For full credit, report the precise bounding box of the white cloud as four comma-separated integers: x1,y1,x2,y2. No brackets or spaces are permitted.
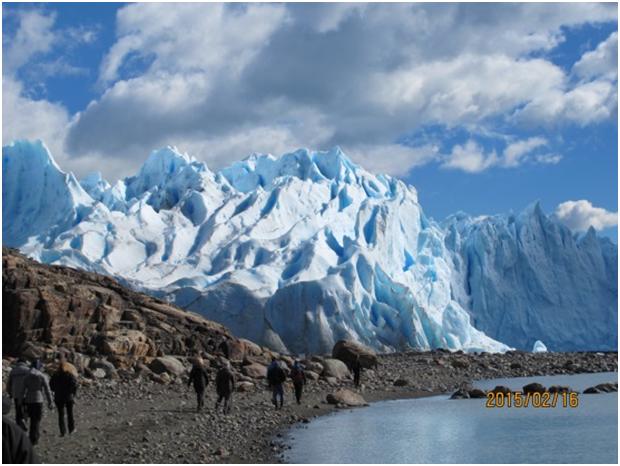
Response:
3,3,617,180
554,200,618,231
441,136,553,173
3,10,56,75
573,32,618,81
345,144,440,177
442,140,498,173
503,137,548,167
98,3,288,85
2,77,69,160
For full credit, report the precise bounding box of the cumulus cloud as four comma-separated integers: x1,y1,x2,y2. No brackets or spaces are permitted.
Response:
3,10,57,75
554,200,618,231
442,140,498,173
3,3,618,179
573,31,618,81
441,136,556,173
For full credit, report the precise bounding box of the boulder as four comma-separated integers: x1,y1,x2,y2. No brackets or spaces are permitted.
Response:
490,385,511,394
322,358,350,379
332,340,378,369
594,383,617,393
468,389,486,399
523,383,546,394
393,378,409,387
150,372,171,384
548,385,570,393
236,381,255,392
241,363,267,379
149,356,186,376
305,370,319,381
450,389,470,400
91,368,107,379
90,359,117,379
326,389,368,407
304,361,324,374
100,330,154,358
239,339,263,357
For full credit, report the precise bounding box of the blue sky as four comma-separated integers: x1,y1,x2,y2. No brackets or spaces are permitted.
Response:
2,3,618,238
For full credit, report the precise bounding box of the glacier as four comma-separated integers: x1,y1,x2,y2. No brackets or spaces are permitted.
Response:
2,139,617,354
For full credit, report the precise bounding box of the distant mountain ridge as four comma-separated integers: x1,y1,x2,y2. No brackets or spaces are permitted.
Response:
2,139,617,353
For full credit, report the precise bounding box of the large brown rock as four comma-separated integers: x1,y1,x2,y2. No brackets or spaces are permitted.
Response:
148,356,186,376
100,330,155,358
239,339,263,357
241,363,267,379
332,340,378,369
322,358,351,379
326,389,368,407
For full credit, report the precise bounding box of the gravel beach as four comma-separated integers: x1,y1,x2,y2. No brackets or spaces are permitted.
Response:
5,350,616,464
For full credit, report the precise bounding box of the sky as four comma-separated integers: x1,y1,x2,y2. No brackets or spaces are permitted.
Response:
2,2,618,238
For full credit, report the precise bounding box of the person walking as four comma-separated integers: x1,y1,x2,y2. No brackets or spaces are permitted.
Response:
218,338,230,359
214,362,235,414
3,416,37,463
49,360,78,436
352,355,362,388
187,358,209,412
267,358,286,409
22,360,53,446
290,361,307,405
6,358,30,430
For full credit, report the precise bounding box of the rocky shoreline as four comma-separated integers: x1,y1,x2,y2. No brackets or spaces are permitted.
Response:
3,350,616,464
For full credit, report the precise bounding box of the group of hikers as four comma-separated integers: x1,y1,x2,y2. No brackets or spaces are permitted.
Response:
3,356,78,463
186,356,310,414
3,347,365,462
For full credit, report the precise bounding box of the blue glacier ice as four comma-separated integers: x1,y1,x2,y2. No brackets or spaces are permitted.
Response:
2,140,617,353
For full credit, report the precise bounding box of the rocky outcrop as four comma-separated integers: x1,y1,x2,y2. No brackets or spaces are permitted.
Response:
332,340,378,369
2,247,234,360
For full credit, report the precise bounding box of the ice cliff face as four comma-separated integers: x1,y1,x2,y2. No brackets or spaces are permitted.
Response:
2,140,617,353
445,208,617,351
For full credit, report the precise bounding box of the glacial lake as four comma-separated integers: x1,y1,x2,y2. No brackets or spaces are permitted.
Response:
284,372,618,464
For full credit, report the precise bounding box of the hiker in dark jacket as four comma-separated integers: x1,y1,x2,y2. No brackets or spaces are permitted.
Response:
290,361,307,405
352,355,362,387
215,362,235,414
3,416,37,464
352,356,362,387
22,360,53,446
187,358,209,412
49,361,78,436
218,338,230,359
6,358,30,430
267,358,286,409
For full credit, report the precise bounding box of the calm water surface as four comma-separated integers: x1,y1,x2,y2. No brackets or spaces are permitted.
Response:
284,372,618,463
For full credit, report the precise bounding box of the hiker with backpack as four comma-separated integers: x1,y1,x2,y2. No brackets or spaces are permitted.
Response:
215,361,235,414
290,360,307,405
187,358,209,412
22,360,53,446
267,358,286,409
6,357,30,431
49,359,78,436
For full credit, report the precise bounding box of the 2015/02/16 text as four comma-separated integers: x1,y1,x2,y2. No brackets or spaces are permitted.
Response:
486,391,579,408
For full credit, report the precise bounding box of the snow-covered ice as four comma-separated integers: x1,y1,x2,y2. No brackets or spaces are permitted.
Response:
532,340,548,353
3,140,617,353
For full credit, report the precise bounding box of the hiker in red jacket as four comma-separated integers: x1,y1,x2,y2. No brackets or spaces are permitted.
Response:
290,361,307,405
